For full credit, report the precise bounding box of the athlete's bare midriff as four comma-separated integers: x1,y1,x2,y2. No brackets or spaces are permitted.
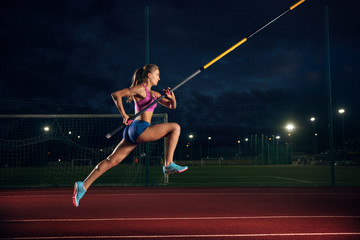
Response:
135,111,153,124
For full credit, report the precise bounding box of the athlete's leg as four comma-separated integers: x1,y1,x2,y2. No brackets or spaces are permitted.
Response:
136,122,180,167
83,139,137,190
73,139,136,207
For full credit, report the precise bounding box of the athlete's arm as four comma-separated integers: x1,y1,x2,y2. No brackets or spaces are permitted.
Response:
111,85,145,124
155,88,177,110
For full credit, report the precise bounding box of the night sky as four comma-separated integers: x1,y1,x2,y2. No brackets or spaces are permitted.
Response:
1,0,359,151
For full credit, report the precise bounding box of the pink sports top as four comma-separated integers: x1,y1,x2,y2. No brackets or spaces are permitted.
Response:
135,84,157,112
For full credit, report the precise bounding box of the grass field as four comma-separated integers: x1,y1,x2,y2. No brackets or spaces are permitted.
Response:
1,164,359,188
167,165,360,187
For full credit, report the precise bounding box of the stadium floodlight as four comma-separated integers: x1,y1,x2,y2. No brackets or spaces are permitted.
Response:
43,126,50,132
285,123,295,132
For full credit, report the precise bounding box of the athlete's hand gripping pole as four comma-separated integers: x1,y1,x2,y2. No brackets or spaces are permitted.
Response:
106,0,306,139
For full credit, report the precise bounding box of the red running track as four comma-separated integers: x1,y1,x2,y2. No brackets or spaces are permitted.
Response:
0,187,360,240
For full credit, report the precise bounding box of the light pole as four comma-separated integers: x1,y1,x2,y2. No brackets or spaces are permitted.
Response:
276,135,280,164
285,123,295,164
42,125,50,165
338,108,345,161
207,137,211,158
245,138,249,157
310,116,317,155
188,134,194,160
237,139,241,160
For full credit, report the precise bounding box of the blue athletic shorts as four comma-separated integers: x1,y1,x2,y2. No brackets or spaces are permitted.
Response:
123,120,150,144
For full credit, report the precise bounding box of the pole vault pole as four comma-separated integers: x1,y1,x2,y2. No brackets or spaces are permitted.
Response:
106,0,306,139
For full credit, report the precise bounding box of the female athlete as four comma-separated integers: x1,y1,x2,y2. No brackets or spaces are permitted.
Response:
73,64,188,207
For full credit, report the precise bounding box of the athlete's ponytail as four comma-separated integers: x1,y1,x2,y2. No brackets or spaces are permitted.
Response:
131,68,144,87
127,68,143,103
127,64,159,103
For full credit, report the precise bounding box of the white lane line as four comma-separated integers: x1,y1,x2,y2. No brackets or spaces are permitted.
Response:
1,215,359,223
2,232,360,239
273,176,313,183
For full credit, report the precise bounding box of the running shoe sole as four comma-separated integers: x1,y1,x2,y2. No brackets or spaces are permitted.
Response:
72,182,79,207
164,166,188,175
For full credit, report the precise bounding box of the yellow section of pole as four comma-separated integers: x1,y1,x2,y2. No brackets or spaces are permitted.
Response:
203,38,247,69
290,0,306,10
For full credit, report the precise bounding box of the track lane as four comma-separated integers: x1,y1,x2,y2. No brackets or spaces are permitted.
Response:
0,187,359,240
1,216,360,239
